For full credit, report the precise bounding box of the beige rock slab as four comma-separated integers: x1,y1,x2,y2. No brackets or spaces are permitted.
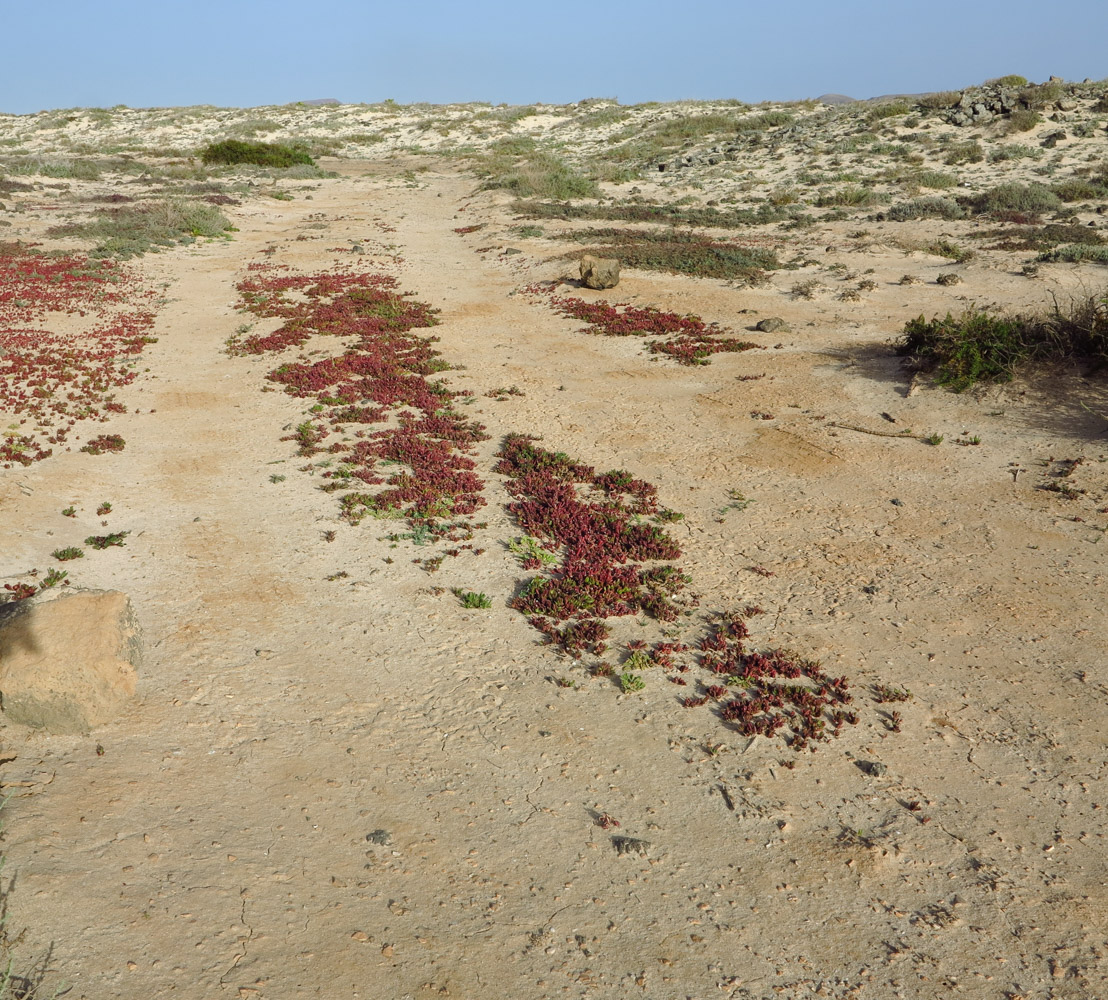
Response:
0,590,141,734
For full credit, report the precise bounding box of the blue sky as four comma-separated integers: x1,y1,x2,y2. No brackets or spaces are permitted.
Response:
5,0,1106,113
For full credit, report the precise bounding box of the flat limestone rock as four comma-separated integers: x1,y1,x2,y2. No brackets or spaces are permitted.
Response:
0,590,141,734
580,254,620,289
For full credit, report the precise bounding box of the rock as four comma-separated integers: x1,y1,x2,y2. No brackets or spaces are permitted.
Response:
755,317,789,333
0,590,141,733
580,255,620,289
1057,99,1077,111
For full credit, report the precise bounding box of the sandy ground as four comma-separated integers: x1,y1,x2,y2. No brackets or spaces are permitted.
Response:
2,160,1108,1000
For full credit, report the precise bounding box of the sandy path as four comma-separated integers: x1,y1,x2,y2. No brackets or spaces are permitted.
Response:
2,164,1107,999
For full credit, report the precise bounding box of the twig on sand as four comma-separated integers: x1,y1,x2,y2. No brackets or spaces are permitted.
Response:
828,421,915,439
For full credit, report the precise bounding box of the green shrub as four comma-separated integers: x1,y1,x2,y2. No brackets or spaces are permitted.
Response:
199,139,315,168
816,186,887,208
943,141,984,165
923,239,975,262
966,182,1062,216
896,294,1108,390
479,150,599,199
1018,81,1064,109
918,91,961,110
49,198,233,258
1038,244,1108,263
1051,178,1108,202
511,199,799,229
736,110,795,130
988,144,1042,162
910,170,958,189
1,157,102,180
887,196,965,221
868,100,913,121
1006,109,1042,133
567,226,780,280
991,74,1029,88
976,223,1105,252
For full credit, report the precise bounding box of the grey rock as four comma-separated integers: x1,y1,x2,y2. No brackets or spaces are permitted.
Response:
755,317,789,333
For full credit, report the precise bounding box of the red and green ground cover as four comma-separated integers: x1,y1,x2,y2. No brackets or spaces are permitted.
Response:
0,241,157,468
496,434,859,751
233,262,488,548
526,283,762,365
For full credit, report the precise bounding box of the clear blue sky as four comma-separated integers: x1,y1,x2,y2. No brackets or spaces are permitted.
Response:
5,0,1106,113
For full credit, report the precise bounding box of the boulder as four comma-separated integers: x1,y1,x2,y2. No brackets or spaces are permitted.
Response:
0,590,141,733
580,255,620,290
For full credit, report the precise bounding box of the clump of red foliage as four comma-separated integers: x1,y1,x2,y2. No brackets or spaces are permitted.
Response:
495,434,693,651
525,283,762,366
691,613,857,751
80,434,125,455
234,262,487,532
497,432,863,751
0,241,158,468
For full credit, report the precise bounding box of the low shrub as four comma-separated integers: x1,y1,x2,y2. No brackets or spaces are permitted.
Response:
478,150,599,199
512,199,800,229
918,91,961,110
988,144,1042,162
49,198,233,258
896,293,1108,390
1051,178,1108,202
199,140,315,168
565,227,780,281
1038,244,1108,264
1005,109,1042,133
976,223,1105,252
815,186,887,208
868,100,913,121
943,140,984,165
887,196,965,221
910,170,958,190
964,182,1062,216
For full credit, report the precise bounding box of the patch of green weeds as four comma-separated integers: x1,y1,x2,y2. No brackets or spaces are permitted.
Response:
619,671,646,693
52,547,84,561
508,536,557,566
454,589,493,609
85,531,129,549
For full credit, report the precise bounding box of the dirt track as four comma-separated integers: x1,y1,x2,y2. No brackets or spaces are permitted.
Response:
2,162,1107,999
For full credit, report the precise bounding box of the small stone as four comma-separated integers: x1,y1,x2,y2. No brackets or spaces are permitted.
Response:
866,761,888,777
351,931,370,942
755,317,788,333
366,829,392,845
